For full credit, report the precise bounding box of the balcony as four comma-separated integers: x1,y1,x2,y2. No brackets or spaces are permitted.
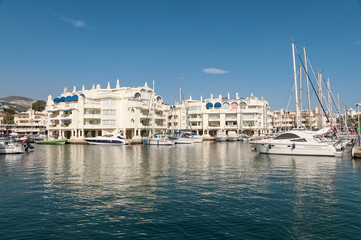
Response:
84,114,101,119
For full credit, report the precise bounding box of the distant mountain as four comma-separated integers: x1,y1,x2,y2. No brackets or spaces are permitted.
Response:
0,96,37,110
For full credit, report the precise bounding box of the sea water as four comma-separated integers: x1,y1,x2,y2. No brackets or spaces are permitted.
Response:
1,142,361,239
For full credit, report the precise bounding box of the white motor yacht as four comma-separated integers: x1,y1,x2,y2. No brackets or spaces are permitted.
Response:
0,141,25,154
252,128,340,157
85,132,129,145
227,131,239,141
215,130,227,142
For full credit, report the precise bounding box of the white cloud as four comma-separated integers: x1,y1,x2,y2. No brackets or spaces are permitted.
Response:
202,68,229,74
58,16,86,28
48,9,86,28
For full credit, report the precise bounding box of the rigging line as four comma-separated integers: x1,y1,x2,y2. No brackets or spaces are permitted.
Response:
294,46,330,123
321,77,348,132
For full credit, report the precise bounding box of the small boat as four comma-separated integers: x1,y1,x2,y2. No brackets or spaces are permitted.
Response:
85,132,128,145
35,138,68,145
0,141,25,154
174,132,194,144
239,133,251,141
182,131,203,143
215,130,227,142
227,131,239,141
142,133,174,145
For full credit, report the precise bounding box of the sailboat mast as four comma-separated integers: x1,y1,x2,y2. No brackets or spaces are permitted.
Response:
327,77,332,125
299,65,302,126
292,42,300,128
303,46,312,129
317,72,323,129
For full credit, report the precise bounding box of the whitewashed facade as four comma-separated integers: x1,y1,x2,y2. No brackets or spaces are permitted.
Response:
46,80,170,139
168,93,272,136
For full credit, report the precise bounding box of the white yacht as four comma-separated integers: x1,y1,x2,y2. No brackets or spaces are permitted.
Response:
239,133,251,141
85,132,129,145
0,141,25,154
227,131,239,141
215,130,227,142
173,132,195,144
142,133,174,145
252,128,340,157
188,132,204,143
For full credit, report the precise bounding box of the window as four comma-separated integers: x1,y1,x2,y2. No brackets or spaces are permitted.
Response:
102,120,116,125
291,138,307,142
274,133,301,140
102,109,116,115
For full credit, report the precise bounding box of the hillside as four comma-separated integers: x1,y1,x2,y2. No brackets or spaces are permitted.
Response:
0,96,37,110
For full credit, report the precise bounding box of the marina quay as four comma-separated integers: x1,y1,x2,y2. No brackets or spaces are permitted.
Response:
45,80,272,140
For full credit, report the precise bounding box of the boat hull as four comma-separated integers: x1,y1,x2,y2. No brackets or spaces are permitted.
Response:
254,142,336,156
174,138,193,144
215,137,227,142
35,139,68,145
142,139,174,145
0,144,25,154
227,136,239,141
85,140,128,145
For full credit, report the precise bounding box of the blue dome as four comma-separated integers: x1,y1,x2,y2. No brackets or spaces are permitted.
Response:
53,97,60,102
65,96,72,101
206,102,213,108
214,102,222,108
71,95,79,101
60,97,66,101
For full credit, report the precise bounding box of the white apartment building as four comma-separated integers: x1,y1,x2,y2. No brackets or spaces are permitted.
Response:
46,80,170,139
271,107,335,131
12,109,47,135
168,93,272,136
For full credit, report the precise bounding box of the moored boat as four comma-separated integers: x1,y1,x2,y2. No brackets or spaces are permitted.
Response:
215,130,227,142
36,138,68,145
142,133,174,145
227,131,239,141
0,141,25,154
85,132,128,145
252,128,340,157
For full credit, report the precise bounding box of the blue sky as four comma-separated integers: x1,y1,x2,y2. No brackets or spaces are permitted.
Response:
0,0,361,111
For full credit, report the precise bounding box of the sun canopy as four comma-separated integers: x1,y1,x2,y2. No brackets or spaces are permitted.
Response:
214,102,222,108
206,102,213,108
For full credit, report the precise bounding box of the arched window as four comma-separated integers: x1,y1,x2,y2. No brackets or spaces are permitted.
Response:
231,102,238,109
134,92,141,99
214,102,221,108
206,102,213,109
223,102,230,109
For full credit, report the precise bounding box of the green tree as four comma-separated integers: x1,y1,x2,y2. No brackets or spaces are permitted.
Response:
32,100,46,112
4,106,16,124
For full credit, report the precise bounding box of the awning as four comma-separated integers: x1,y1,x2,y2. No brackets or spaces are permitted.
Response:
50,110,59,112
60,97,66,101
61,119,70,121
65,96,72,101
62,109,71,111
71,95,79,101
206,102,213,108
53,97,60,102
214,102,222,108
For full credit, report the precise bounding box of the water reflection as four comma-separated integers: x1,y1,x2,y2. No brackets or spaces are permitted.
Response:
1,142,360,239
